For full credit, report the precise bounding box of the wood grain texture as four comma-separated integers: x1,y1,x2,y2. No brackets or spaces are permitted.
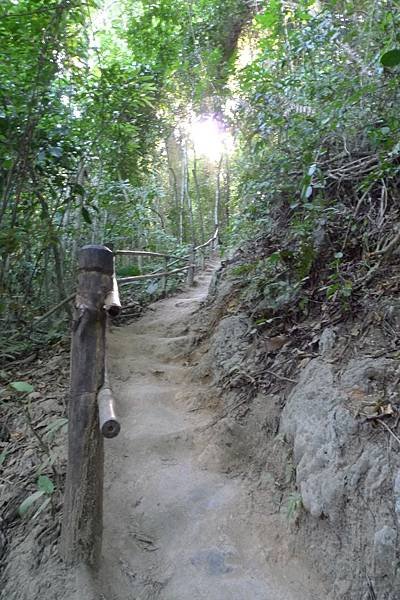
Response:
61,245,113,567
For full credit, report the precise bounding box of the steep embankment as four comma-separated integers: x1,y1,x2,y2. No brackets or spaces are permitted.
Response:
94,259,327,599
187,250,400,600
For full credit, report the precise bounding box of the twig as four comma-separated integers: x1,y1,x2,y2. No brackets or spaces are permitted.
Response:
366,574,377,600
200,397,250,431
262,369,297,384
5,353,37,368
33,293,75,325
227,370,256,387
353,260,383,289
21,402,59,482
378,420,400,447
372,230,400,257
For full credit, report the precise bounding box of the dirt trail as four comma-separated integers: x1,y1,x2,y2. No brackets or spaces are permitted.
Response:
96,262,324,600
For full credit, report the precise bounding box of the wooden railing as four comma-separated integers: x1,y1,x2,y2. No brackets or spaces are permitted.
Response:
60,229,218,566
115,228,219,290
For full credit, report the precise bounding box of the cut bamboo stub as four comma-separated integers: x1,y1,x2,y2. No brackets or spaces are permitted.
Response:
104,275,121,317
98,381,121,439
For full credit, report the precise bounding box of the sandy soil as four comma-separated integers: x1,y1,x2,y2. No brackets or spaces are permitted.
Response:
90,262,326,600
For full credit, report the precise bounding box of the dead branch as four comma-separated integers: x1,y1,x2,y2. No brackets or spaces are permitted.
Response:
33,293,75,325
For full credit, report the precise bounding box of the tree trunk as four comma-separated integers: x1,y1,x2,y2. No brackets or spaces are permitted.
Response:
179,148,186,245
166,135,181,240
192,153,205,244
224,154,230,228
184,144,196,246
214,156,223,232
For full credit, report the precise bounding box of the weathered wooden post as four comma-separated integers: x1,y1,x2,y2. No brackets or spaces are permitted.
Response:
199,248,205,271
61,245,114,567
186,245,195,286
161,257,168,296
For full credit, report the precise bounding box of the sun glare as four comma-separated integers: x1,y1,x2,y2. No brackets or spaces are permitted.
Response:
189,116,233,162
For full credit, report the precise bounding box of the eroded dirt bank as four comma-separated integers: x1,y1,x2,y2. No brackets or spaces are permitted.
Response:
95,260,327,599
187,255,400,600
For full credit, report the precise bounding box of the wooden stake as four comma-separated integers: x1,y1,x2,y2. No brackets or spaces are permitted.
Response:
199,249,205,271
161,257,168,296
61,245,113,567
186,246,195,286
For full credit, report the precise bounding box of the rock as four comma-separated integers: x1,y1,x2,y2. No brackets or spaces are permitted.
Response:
0,422,10,442
340,358,394,391
318,327,336,356
280,355,400,595
193,314,250,382
393,471,400,527
0,519,6,560
373,526,397,577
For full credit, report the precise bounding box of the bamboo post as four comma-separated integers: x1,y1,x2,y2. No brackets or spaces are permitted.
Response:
161,257,168,296
104,274,121,317
61,245,114,567
186,246,195,286
98,366,120,438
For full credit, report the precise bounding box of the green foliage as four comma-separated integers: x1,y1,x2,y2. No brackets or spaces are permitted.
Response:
10,382,34,394
230,262,258,277
43,417,68,441
18,475,55,519
116,265,142,278
2,0,397,340
227,0,400,311
0,0,235,333
286,492,303,521
0,448,8,467
381,49,400,67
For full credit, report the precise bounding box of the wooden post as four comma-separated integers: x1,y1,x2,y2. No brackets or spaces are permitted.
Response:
61,245,114,567
186,246,195,286
200,248,205,271
161,257,168,296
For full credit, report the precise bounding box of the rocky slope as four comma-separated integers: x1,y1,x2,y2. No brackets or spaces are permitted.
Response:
188,247,400,600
